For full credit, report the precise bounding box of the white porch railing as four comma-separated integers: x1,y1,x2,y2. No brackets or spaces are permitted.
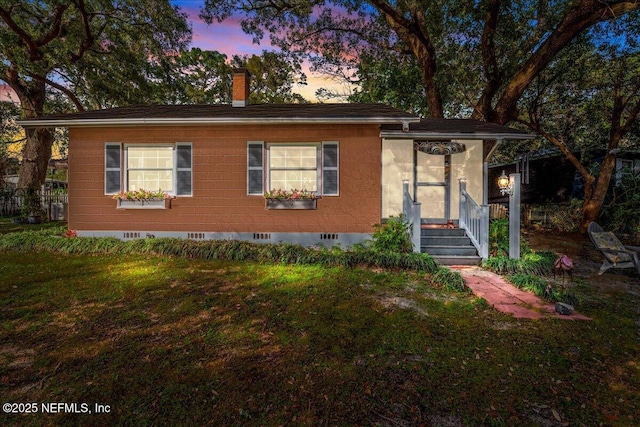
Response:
402,180,422,253
458,178,489,259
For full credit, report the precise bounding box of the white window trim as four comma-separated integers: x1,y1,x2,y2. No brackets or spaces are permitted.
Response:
123,143,188,196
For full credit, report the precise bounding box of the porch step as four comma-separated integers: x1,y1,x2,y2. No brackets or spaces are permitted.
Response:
420,227,481,266
422,236,471,246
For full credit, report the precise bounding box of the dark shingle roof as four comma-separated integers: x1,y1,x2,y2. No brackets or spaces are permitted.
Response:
18,103,418,127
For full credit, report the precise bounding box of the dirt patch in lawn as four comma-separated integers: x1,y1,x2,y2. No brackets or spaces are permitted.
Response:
524,228,640,295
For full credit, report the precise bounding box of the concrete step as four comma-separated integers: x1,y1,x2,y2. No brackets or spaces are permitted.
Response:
421,245,479,256
420,227,480,265
431,255,482,266
422,236,472,246
421,227,466,237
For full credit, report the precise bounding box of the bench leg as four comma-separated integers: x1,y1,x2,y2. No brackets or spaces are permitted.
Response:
599,261,613,275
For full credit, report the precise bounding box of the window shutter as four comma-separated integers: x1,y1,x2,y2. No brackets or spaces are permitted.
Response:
105,143,121,194
322,142,339,196
247,142,264,195
176,144,192,196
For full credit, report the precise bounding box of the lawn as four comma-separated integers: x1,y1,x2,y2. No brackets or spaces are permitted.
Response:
0,225,639,426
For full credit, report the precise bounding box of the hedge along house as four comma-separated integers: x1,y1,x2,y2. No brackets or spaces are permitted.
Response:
19,69,533,264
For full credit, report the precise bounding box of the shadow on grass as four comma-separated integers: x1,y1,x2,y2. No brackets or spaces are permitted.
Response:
1,251,639,426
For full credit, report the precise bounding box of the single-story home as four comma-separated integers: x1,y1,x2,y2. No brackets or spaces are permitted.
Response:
18,69,533,263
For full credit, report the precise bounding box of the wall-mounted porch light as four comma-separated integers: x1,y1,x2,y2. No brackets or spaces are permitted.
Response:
497,170,513,196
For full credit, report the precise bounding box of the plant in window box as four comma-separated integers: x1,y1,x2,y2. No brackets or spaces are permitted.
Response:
113,189,169,209
264,189,319,210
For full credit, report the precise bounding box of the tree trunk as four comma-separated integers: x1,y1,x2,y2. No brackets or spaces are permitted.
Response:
9,76,54,190
373,2,444,117
17,126,54,189
580,159,613,234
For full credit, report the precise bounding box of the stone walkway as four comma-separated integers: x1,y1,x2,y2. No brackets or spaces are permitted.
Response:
450,266,591,320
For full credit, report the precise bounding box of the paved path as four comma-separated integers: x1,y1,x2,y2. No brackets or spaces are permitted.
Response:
450,266,591,320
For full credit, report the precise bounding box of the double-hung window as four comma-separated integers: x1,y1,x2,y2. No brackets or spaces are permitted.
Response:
127,146,174,192
269,145,319,192
247,141,339,196
104,143,192,196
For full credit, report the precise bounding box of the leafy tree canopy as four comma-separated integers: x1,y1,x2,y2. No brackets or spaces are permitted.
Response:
201,0,640,123
230,51,308,104
0,0,191,187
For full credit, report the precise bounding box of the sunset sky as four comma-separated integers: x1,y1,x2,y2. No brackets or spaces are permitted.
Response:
0,2,344,104
170,0,343,101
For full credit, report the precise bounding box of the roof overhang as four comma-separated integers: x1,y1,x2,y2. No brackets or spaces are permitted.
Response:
18,117,420,128
380,130,535,141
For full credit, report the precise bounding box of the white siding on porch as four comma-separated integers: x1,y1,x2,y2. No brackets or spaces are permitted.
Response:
381,138,484,220
381,139,414,218
450,139,483,218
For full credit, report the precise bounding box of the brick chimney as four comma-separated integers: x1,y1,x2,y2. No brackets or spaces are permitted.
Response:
232,68,250,107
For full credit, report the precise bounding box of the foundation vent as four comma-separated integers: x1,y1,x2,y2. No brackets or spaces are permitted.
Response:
187,232,206,240
253,233,271,240
320,233,339,240
123,232,141,239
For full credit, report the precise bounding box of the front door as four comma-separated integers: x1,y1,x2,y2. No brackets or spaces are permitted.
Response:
415,150,451,222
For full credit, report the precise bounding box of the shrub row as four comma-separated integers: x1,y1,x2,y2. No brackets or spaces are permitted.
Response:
481,250,556,275
0,227,442,273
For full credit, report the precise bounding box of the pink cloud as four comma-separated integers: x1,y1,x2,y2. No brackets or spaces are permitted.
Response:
177,4,269,57
171,2,352,101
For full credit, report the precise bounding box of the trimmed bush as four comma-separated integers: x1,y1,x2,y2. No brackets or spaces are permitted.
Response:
371,215,413,253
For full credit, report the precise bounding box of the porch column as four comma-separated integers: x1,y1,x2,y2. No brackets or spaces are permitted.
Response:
412,146,418,202
509,173,521,260
483,161,489,205
403,180,422,253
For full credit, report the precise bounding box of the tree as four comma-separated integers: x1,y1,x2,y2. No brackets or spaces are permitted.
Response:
0,0,191,189
0,100,22,180
231,51,307,104
349,51,428,116
201,0,640,232
201,0,640,122
171,48,233,105
167,48,308,105
518,17,640,232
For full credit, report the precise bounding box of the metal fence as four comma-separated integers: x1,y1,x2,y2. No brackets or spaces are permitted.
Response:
0,188,68,221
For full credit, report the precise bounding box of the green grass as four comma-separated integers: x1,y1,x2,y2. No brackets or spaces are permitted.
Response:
1,251,639,426
0,217,64,235
0,223,639,426
0,220,441,273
